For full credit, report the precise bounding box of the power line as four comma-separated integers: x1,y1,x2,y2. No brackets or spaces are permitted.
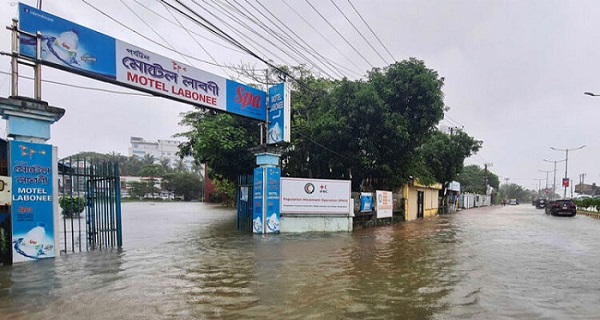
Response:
122,0,195,67
160,0,322,94
157,0,235,79
230,0,346,79
328,0,389,65
346,0,395,62
249,0,351,78
191,0,304,71
443,112,466,129
214,0,340,79
302,0,374,70
281,0,365,76
132,0,246,55
0,70,153,97
80,0,252,72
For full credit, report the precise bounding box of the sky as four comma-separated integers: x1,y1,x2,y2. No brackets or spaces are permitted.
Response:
0,0,599,193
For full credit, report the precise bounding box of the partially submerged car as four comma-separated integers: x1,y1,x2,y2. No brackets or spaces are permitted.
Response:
534,198,547,209
545,199,577,217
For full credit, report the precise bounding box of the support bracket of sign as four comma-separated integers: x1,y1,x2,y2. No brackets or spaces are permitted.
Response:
2,18,44,100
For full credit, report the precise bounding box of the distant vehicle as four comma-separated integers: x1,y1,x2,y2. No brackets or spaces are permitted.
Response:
545,199,577,217
509,199,518,205
535,199,547,209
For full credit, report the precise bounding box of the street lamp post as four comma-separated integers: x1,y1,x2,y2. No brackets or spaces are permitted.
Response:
543,159,566,200
538,169,552,197
584,92,600,96
550,145,586,198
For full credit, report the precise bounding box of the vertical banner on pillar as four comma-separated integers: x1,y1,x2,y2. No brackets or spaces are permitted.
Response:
253,167,263,234
10,141,54,262
267,83,291,144
265,167,281,233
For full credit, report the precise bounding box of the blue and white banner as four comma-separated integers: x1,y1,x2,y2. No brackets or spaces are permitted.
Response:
10,141,54,263
265,167,281,233
253,167,263,234
360,192,373,212
267,83,291,144
18,3,267,121
19,3,116,79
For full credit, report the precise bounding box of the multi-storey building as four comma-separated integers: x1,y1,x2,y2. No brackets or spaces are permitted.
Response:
128,137,196,172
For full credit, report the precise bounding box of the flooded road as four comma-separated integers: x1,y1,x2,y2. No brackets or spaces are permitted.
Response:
1,202,599,319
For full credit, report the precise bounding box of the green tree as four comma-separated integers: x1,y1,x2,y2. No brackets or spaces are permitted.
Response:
456,165,499,194
498,183,529,202
283,59,446,191
417,130,482,185
178,59,471,194
177,111,260,182
162,171,203,201
128,181,147,199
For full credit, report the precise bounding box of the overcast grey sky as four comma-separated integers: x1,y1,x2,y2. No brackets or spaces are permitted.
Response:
1,0,599,192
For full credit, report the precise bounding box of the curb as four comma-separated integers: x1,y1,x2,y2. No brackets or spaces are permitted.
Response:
577,211,600,220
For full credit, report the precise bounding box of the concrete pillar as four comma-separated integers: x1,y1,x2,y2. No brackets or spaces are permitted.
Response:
0,96,65,263
253,152,281,234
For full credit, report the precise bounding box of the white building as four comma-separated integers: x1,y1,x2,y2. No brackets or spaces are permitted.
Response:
129,137,196,172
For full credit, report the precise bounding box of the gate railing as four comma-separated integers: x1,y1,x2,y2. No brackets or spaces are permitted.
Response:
237,174,253,232
58,157,122,253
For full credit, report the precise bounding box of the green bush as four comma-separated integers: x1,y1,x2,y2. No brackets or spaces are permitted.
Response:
574,198,600,212
59,196,86,218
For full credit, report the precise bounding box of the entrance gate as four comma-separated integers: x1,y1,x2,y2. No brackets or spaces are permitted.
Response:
58,158,122,253
237,174,253,232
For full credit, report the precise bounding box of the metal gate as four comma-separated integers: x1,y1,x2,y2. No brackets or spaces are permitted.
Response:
58,157,122,253
237,174,253,232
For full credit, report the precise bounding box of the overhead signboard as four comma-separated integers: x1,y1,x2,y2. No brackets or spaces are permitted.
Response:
267,83,291,144
280,177,350,215
18,3,266,121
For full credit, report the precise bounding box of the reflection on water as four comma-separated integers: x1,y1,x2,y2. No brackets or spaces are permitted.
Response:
1,203,600,319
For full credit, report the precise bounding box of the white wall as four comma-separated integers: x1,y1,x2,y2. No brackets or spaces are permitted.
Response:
280,215,352,232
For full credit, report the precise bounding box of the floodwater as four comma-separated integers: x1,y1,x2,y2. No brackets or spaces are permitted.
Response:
1,202,600,319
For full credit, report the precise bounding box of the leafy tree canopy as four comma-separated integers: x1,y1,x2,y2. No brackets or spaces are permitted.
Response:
456,164,499,194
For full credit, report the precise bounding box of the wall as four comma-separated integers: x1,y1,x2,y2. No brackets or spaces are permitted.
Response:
460,193,492,209
281,215,352,232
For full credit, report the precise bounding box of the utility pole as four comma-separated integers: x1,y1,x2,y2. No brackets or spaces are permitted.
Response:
543,158,566,200
551,145,586,199
539,169,552,197
483,163,493,194
579,173,587,195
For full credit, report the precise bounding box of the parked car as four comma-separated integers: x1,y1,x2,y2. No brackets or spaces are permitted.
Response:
535,199,547,209
545,199,577,217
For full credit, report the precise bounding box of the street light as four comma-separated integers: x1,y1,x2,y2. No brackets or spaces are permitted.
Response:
550,145,586,198
538,169,552,196
543,158,566,200
584,92,600,96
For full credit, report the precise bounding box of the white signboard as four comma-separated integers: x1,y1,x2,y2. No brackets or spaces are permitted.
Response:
448,181,461,192
376,190,393,218
280,178,351,214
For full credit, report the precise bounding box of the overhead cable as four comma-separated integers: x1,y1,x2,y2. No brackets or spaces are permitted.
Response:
302,0,375,70
225,0,343,79
328,0,389,65
281,0,365,76
346,0,396,62
80,0,252,72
